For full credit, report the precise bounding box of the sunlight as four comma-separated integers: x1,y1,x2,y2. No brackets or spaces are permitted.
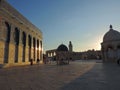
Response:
73,35,103,52
92,35,103,50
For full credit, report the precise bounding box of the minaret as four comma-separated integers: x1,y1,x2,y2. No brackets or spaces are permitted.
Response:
69,41,73,52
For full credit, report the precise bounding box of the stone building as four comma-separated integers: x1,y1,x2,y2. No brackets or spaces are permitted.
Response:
101,25,120,62
56,44,70,64
46,41,101,61
0,0,43,67
81,50,101,60
46,41,73,60
46,49,56,58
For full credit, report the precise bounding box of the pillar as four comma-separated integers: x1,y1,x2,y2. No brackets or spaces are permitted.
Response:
0,18,5,64
8,25,16,64
17,30,23,64
25,33,29,62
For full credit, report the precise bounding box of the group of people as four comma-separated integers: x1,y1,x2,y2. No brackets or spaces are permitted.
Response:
30,59,40,65
29,56,73,65
29,56,54,66
43,56,53,64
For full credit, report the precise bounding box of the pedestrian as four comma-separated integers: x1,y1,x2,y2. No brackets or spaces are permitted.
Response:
37,59,40,64
30,59,33,65
43,55,46,64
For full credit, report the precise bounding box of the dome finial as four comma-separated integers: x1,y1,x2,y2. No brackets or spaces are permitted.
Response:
110,24,113,29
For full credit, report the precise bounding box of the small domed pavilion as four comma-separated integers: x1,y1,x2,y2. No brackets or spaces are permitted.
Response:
101,25,120,62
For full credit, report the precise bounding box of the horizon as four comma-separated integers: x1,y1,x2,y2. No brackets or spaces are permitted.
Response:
7,0,120,52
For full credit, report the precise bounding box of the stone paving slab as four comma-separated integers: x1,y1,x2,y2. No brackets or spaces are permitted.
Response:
0,60,120,90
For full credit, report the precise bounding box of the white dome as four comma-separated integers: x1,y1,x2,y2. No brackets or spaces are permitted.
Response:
103,25,120,42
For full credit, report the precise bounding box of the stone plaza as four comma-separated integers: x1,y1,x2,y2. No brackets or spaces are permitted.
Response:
0,60,120,90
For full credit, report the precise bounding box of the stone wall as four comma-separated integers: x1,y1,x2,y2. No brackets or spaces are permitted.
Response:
0,0,43,67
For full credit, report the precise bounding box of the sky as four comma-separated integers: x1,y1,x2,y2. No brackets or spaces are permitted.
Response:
7,0,120,52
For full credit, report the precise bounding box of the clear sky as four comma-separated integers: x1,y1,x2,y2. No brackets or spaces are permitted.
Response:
7,0,120,52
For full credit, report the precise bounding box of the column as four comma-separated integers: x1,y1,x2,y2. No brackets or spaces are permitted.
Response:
35,38,37,62
25,33,29,62
31,36,33,60
0,19,6,64
18,30,23,63
8,25,16,64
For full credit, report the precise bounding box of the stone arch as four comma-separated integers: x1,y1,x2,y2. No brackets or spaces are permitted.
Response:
14,28,20,45
116,45,120,59
5,22,11,43
14,27,20,63
33,37,36,61
107,45,114,59
22,31,26,46
28,35,32,61
40,40,42,49
51,52,52,56
22,31,26,62
4,22,11,63
48,53,50,57
54,52,56,56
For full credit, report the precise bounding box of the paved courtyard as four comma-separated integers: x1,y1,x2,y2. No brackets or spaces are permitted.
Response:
0,60,120,90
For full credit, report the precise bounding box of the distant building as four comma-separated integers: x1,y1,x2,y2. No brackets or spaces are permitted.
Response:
69,41,73,52
56,44,70,64
0,0,43,67
46,41,101,61
81,50,102,60
101,25,120,62
46,41,73,61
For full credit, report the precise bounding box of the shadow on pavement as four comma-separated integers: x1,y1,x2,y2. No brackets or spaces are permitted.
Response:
60,63,120,90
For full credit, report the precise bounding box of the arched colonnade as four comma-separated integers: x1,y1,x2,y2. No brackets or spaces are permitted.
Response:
1,21,43,66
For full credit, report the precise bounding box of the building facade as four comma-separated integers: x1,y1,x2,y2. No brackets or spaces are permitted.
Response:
81,50,102,60
56,44,70,64
0,0,43,67
46,41,101,61
101,25,120,62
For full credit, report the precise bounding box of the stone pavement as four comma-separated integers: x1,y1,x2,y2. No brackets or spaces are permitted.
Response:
0,60,120,90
